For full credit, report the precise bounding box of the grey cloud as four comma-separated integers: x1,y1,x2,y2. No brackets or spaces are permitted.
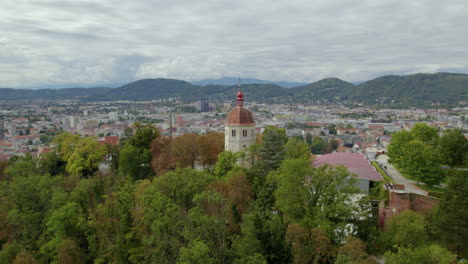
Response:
0,0,467,87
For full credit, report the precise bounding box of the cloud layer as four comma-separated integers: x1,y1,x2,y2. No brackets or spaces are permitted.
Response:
1,0,467,87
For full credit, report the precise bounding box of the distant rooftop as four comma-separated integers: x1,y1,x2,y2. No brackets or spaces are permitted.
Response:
312,152,383,181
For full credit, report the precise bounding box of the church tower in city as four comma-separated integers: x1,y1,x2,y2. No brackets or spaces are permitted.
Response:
225,85,256,163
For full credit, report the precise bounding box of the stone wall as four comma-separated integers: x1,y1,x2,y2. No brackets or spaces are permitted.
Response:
378,190,439,228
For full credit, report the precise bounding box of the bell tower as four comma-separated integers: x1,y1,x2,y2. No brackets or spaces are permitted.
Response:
225,85,256,164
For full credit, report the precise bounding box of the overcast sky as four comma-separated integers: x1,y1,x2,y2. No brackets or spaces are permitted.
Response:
1,0,467,88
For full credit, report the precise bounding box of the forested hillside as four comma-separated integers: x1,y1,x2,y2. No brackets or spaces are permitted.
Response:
0,124,465,263
1,73,467,106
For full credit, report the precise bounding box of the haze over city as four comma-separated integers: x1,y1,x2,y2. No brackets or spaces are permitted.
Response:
1,0,467,88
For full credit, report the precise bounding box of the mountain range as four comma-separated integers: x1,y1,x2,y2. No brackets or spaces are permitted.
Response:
191,77,307,88
0,72,467,106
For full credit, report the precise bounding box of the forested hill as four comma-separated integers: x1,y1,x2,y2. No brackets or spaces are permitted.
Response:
0,72,467,105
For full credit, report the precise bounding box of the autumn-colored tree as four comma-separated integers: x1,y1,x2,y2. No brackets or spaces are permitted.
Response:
12,251,38,264
287,223,334,264
56,238,85,264
150,137,177,175
0,160,9,180
198,132,224,167
336,236,377,264
170,133,200,168
210,170,253,232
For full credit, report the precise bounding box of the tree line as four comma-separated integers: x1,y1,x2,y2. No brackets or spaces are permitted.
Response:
388,123,467,187
0,124,465,263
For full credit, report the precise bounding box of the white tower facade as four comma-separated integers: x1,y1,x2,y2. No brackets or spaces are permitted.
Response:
225,88,256,159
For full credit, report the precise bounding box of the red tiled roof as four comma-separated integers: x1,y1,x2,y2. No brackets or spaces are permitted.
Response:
307,122,327,127
40,147,51,154
225,106,255,126
312,152,383,181
337,128,360,131
97,136,119,145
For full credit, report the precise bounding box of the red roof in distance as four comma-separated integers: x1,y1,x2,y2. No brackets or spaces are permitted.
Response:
97,136,119,145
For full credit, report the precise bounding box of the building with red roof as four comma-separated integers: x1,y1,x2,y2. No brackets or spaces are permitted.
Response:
312,152,383,193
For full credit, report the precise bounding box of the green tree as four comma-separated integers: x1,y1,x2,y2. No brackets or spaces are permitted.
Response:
153,168,214,210
275,160,363,240
0,242,22,264
245,143,262,167
39,152,66,176
285,137,310,160
119,123,159,179
438,129,467,167
381,210,427,249
39,134,52,145
128,180,183,264
232,211,291,264
410,123,439,145
1,159,60,255
430,170,468,258
213,150,239,178
330,139,339,151
54,132,80,162
387,130,413,166
384,244,455,264
177,239,215,264
126,122,160,150
119,144,151,179
87,180,135,263
186,191,231,263
404,140,442,186
66,137,106,177
328,124,337,135
310,137,330,154
305,133,313,145
257,126,287,173
40,202,86,262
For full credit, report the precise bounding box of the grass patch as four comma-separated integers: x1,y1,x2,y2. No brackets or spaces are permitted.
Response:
416,183,446,193
372,161,396,184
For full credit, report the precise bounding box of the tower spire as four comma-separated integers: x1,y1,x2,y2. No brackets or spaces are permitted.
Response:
236,77,244,107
